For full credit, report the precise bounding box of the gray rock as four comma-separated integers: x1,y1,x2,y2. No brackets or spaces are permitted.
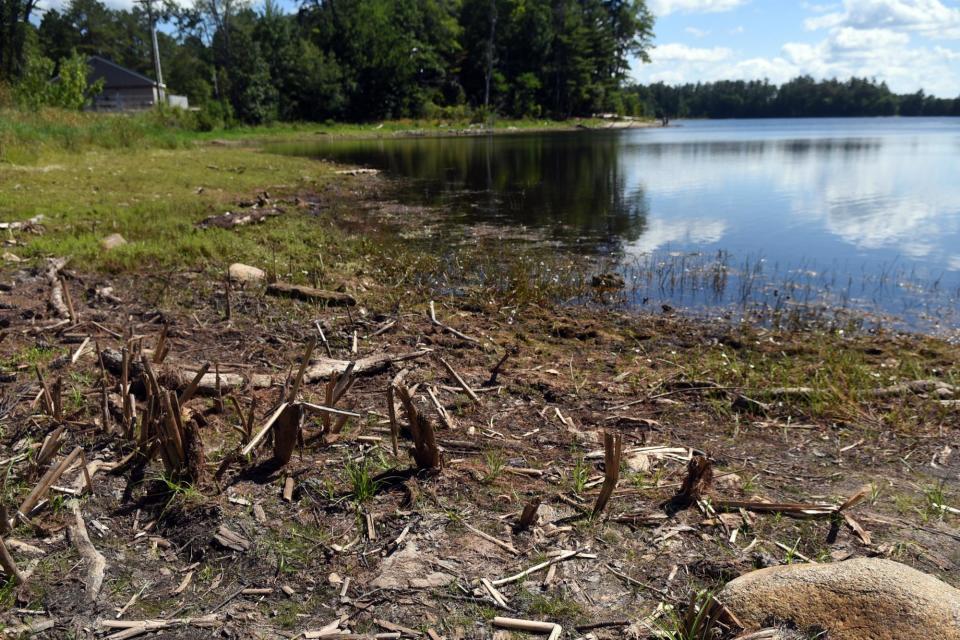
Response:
100,233,127,250
228,263,266,284
369,540,454,590
719,557,960,640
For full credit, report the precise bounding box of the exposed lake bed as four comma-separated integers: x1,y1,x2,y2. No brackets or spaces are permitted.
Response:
1,123,958,639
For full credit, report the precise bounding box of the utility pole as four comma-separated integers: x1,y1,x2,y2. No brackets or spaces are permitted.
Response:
137,0,165,104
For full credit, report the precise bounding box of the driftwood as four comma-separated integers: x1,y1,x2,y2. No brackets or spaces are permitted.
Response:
18,446,83,521
714,485,870,520
101,614,220,640
0,536,23,583
45,258,70,320
102,348,429,393
214,526,250,552
196,209,280,229
492,617,562,639
0,214,44,231
69,504,106,602
266,282,356,306
438,357,479,403
303,349,431,383
429,301,480,344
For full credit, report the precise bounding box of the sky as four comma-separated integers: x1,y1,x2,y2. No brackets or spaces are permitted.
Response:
632,0,960,97
35,0,960,97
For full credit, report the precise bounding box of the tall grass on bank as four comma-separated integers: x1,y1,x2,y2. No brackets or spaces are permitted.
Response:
0,107,212,162
0,101,601,164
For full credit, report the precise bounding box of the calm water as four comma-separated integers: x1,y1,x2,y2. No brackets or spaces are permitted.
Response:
274,118,960,335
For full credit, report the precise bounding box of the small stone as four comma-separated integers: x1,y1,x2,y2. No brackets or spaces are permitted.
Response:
228,263,266,284
715,473,742,490
100,233,127,250
625,453,650,472
2,252,21,262
719,558,960,640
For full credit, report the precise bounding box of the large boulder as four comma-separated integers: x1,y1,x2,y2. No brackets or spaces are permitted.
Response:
228,263,266,284
719,558,960,640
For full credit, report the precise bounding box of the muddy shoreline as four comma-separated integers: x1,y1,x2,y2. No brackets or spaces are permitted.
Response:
0,169,957,639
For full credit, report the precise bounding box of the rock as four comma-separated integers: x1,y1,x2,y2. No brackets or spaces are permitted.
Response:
228,263,265,284
100,233,127,250
369,540,454,590
715,472,742,490
719,558,960,640
625,453,650,472
591,273,624,289
2,252,21,262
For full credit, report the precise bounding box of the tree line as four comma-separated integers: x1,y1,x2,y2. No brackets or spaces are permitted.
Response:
630,76,960,120
0,0,654,124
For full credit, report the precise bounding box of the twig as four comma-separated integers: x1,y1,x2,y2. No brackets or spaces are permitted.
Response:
492,549,583,586
438,357,479,403
70,503,107,602
240,403,290,456
462,522,518,555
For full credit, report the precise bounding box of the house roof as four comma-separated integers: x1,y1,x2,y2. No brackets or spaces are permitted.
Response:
87,55,163,89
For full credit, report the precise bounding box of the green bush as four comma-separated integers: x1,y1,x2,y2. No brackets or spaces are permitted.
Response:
14,51,103,111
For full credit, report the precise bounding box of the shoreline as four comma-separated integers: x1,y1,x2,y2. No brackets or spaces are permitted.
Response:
0,126,957,638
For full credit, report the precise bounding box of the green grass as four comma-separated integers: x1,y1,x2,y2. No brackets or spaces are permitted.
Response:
344,458,380,505
0,141,350,274
570,455,589,496
672,331,959,422
481,449,506,484
0,106,611,164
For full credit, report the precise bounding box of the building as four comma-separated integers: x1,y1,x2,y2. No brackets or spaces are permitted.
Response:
85,55,188,112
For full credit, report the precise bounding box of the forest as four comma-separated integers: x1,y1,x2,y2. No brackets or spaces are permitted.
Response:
0,0,655,124
2,0,959,126
632,76,960,119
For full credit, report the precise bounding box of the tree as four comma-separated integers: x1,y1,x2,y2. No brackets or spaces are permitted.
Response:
0,0,41,80
302,0,462,120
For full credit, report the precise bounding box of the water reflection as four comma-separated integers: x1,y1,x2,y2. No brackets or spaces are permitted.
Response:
272,117,960,332
281,133,651,247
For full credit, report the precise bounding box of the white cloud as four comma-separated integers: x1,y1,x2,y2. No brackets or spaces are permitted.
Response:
635,22,960,96
805,0,960,39
685,26,711,37
649,0,748,16
651,43,733,62
626,218,728,254
831,26,910,48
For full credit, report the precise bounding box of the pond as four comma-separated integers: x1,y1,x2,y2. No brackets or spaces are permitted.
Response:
273,118,960,336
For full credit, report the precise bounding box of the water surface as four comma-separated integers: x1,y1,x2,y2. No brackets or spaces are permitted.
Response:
274,118,960,335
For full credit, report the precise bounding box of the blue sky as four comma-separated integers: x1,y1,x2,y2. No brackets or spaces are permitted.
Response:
633,0,960,96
